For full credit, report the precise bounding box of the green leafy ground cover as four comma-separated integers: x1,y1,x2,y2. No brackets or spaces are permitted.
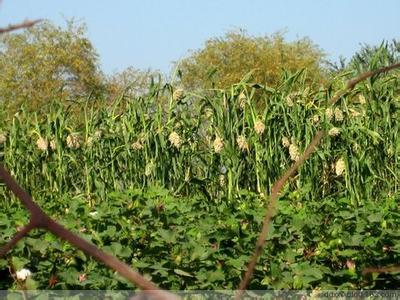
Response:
1,187,399,290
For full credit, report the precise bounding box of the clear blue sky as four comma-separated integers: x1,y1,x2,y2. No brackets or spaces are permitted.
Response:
1,0,399,75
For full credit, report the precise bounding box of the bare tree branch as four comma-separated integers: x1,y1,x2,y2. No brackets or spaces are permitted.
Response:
235,62,400,298
0,19,42,34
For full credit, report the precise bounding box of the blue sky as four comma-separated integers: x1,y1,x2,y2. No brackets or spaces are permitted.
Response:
1,0,399,75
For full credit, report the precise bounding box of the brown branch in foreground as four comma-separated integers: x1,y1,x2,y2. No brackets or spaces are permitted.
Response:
0,221,35,258
363,266,400,275
235,62,400,299
0,165,179,300
0,19,43,34
346,62,400,90
236,130,325,297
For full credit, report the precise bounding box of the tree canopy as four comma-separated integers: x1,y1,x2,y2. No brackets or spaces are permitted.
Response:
176,30,327,90
349,39,400,73
0,20,104,113
327,39,400,75
106,66,162,99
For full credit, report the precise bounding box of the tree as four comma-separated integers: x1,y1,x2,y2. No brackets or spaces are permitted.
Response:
348,39,400,73
176,30,327,90
0,20,104,113
327,40,400,75
106,66,163,99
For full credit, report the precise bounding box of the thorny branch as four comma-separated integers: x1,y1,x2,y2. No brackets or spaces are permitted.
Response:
235,62,400,299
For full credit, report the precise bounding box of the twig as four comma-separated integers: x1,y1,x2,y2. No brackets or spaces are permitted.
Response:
346,63,400,90
8,263,28,300
236,130,324,296
0,221,35,258
0,19,43,34
0,165,179,300
363,266,400,275
235,62,400,299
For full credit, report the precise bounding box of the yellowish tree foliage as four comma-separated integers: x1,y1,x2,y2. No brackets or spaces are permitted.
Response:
177,30,327,89
106,67,162,99
0,20,104,113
